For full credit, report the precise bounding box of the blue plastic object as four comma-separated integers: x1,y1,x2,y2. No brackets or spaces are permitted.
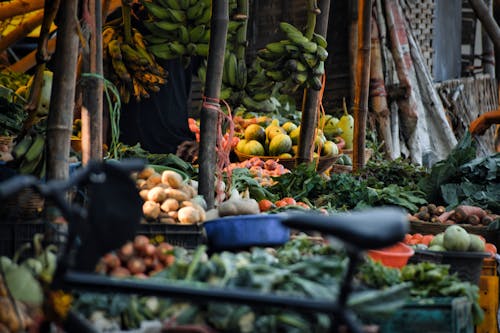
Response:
203,214,290,251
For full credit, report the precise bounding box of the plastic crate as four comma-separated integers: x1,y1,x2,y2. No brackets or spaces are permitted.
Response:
379,297,474,333
0,221,46,259
476,276,499,333
136,223,206,249
408,249,490,285
480,258,498,276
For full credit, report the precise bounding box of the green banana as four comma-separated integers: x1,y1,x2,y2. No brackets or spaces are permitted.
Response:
285,44,300,57
186,2,206,21
166,8,187,23
227,21,242,34
163,0,182,10
199,29,210,43
251,92,271,102
179,0,190,10
12,134,32,159
220,87,233,100
222,52,230,83
154,20,183,32
279,22,303,36
291,71,308,85
226,53,238,87
257,48,281,61
301,40,318,53
312,32,327,48
308,75,323,90
144,34,170,44
288,32,310,47
121,44,149,65
242,96,276,113
167,41,186,56
188,25,205,43
301,52,318,68
316,45,328,61
193,6,211,25
23,134,45,163
107,39,123,60
312,60,325,76
265,70,285,82
19,149,43,175
177,25,190,44
194,43,209,57
142,1,170,20
265,42,286,55
197,64,207,82
235,58,248,90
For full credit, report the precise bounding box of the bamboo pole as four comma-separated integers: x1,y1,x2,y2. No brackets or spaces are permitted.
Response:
468,0,500,51
46,0,81,181
82,0,104,163
297,0,325,165
348,0,359,105
481,0,495,77
198,0,229,209
369,7,392,158
0,10,44,54
352,0,372,171
0,0,45,21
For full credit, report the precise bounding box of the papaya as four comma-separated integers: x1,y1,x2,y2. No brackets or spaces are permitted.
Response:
338,99,354,149
244,124,266,144
322,141,339,156
282,121,298,134
267,126,286,141
242,140,265,156
289,126,301,145
236,139,248,152
268,134,292,156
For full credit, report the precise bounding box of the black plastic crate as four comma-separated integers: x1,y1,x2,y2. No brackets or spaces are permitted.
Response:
136,223,206,249
0,221,46,259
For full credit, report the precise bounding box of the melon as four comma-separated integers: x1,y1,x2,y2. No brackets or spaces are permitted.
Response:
236,139,248,152
268,134,292,156
267,126,286,141
322,141,339,156
428,245,446,252
279,153,293,158
429,233,444,247
244,124,266,143
443,225,470,251
468,234,486,252
282,121,298,134
290,126,301,145
243,140,265,156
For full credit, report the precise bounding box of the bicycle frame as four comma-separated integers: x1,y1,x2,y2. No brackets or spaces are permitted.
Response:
0,160,408,333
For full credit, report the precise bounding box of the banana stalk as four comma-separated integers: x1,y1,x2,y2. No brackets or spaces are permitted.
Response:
305,0,320,40
121,0,133,44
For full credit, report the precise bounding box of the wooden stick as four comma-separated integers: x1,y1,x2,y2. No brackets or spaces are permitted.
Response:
198,0,229,209
468,0,500,51
352,0,372,171
7,37,56,73
0,10,44,54
0,0,45,21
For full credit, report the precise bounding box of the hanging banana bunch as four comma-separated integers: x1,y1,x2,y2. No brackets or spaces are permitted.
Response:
257,22,328,95
141,0,212,63
102,19,167,104
11,131,47,178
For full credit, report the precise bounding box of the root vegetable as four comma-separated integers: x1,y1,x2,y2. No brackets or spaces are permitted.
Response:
143,201,161,220
161,170,183,189
466,215,481,225
408,214,420,223
416,211,431,221
136,179,147,189
161,198,179,212
177,206,200,224
102,253,121,271
427,204,437,215
167,210,178,220
137,167,155,180
482,214,499,226
156,242,174,262
454,205,487,223
133,235,149,253
437,210,455,223
139,189,149,201
435,206,446,215
147,187,167,203
127,257,146,275
118,242,134,262
146,173,162,188
164,188,189,202
110,267,131,278
143,243,156,257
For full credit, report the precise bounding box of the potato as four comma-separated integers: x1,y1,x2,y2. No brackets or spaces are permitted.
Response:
143,201,160,220
139,189,149,201
147,187,167,203
177,206,200,224
136,179,147,189
167,210,178,220
161,170,184,189
137,167,155,180
180,184,196,199
161,198,179,212
164,188,189,202
146,173,162,188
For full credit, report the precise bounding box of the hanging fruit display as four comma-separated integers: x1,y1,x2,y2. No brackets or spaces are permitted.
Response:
102,6,167,104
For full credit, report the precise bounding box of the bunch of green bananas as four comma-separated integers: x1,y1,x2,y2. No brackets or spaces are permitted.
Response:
11,132,46,178
141,0,211,61
257,22,328,94
102,23,167,104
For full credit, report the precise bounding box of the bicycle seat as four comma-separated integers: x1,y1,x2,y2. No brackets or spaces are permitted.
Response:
280,207,408,250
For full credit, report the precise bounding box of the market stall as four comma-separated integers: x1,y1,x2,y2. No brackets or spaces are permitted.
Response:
0,0,500,332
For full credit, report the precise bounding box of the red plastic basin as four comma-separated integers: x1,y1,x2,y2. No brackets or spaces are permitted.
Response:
367,242,415,268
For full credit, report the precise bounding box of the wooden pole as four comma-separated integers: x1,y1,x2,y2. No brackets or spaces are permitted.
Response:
349,0,359,105
481,0,495,77
82,0,104,163
0,11,44,54
0,0,45,21
352,0,372,171
298,0,326,164
198,0,229,209
46,0,80,180
468,0,500,51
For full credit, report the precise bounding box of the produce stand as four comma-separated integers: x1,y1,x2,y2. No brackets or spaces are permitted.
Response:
1,0,500,332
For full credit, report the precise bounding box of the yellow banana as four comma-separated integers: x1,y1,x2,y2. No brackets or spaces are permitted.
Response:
102,27,117,45
107,39,123,60
111,58,132,81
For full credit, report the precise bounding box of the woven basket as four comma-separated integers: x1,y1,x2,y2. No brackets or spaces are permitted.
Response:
410,220,500,245
234,149,339,173
0,135,15,146
2,188,45,221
